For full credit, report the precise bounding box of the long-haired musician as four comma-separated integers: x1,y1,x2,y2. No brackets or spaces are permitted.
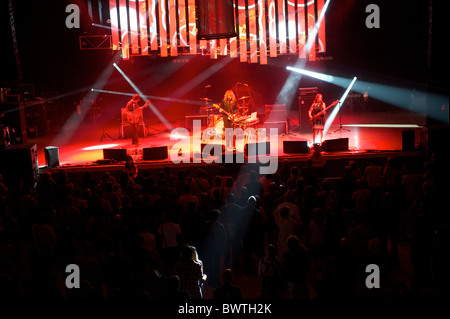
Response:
220,90,237,151
125,94,150,145
308,94,326,145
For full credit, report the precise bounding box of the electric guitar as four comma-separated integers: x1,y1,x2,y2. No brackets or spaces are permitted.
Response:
309,100,339,123
212,103,236,122
128,99,151,124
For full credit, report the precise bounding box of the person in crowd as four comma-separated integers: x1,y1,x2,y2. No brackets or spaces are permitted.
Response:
282,235,309,299
123,156,138,180
158,211,183,276
220,193,242,268
258,244,283,298
175,245,206,299
213,268,243,300
364,157,384,205
241,196,264,275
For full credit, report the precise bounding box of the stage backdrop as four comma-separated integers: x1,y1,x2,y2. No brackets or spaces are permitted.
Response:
106,0,327,63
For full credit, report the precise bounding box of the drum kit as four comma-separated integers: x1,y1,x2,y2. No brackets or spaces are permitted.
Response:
199,96,259,140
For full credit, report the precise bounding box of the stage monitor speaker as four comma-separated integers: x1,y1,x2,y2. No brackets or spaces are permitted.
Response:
103,148,127,161
44,146,60,168
402,130,415,151
322,138,349,152
197,0,237,40
283,140,309,154
245,142,270,156
143,146,168,161
0,144,38,189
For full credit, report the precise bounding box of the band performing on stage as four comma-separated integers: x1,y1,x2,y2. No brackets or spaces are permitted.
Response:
119,89,341,149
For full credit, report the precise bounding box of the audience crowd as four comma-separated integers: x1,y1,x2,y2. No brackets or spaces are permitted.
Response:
0,152,448,300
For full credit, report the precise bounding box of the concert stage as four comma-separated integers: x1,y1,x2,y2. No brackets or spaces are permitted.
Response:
31,108,426,182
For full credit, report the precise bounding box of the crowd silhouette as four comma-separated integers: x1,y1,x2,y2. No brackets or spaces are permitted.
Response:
0,151,448,300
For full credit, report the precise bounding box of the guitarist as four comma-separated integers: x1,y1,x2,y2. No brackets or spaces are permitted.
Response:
126,94,150,145
219,90,237,151
308,94,339,145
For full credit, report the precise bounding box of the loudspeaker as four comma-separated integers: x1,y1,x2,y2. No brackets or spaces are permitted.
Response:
103,148,127,161
245,142,270,156
185,115,208,130
0,144,38,188
298,87,318,134
121,124,145,138
283,140,309,154
322,138,349,152
197,0,236,40
265,104,286,122
25,101,47,136
402,130,415,151
143,146,168,161
44,146,60,168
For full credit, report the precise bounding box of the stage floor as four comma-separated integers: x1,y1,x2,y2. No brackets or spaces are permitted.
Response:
29,109,426,171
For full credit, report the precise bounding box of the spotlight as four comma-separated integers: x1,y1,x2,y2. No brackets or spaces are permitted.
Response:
286,66,334,82
324,77,357,134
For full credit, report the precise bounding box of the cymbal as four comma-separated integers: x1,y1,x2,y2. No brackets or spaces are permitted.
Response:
200,106,215,110
237,96,250,100
199,97,213,102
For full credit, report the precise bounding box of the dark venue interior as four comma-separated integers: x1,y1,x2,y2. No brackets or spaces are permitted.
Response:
0,0,448,307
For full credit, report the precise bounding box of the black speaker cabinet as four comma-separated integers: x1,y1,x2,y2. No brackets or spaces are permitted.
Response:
298,88,318,134
143,146,168,161
265,121,288,135
44,146,60,168
402,130,415,151
322,138,349,152
185,115,208,130
0,144,38,188
265,104,286,122
121,124,145,138
103,148,127,161
283,140,309,154
25,101,47,136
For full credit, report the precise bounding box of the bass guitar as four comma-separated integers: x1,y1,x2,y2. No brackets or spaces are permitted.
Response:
127,99,151,124
309,100,339,123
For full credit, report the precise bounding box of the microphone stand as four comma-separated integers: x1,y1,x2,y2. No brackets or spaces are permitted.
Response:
334,101,350,133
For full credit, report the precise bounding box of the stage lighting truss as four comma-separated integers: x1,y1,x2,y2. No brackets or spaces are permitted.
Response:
79,35,112,50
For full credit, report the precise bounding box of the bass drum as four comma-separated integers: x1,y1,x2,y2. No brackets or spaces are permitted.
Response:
203,118,224,140
214,118,224,136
